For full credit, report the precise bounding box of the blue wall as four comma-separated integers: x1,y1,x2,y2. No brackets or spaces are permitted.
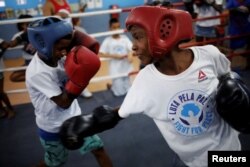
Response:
0,0,183,59
0,0,41,11
0,0,144,11
0,0,144,59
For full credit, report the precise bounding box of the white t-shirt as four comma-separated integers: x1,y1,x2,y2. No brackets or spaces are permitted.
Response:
99,35,134,96
25,53,81,133
119,45,241,167
99,35,133,75
194,0,222,27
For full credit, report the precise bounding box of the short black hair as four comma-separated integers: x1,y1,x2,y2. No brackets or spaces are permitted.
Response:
146,0,172,7
17,14,33,31
109,18,119,27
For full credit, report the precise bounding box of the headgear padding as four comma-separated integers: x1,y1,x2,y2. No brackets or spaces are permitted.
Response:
28,17,73,60
126,6,193,58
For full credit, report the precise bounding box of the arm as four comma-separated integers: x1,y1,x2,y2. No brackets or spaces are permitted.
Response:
51,46,100,109
98,38,128,59
226,0,250,13
210,2,223,13
42,0,54,16
60,105,123,150
9,31,28,47
0,40,10,57
206,0,223,13
99,52,128,60
50,91,75,109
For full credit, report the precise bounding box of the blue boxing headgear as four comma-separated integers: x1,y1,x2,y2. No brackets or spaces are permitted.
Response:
28,16,73,60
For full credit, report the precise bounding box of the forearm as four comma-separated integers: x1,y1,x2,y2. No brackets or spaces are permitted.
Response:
99,52,113,58
10,32,28,47
99,52,122,59
50,91,75,109
211,3,223,13
9,39,19,47
42,1,54,16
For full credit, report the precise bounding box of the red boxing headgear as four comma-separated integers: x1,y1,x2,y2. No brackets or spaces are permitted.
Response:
125,6,194,58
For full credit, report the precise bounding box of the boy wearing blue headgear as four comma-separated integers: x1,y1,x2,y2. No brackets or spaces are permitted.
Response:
26,16,113,167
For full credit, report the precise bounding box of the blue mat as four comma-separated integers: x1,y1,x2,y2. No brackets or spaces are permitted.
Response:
1,83,250,167
0,90,174,167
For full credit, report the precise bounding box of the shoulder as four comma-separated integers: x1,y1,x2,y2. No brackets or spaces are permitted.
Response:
190,45,225,63
102,36,112,43
43,0,53,7
132,65,153,85
12,31,24,39
191,45,221,55
42,0,55,16
120,35,131,40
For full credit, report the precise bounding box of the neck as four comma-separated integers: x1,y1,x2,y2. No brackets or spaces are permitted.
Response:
156,48,194,75
112,34,120,39
38,54,57,67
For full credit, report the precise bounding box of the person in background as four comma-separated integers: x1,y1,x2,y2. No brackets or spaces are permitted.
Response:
99,18,134,96
0,39,15,119
226,0,250,69
8,14,36,82
42,0,86,17
42,0,71,16
183,0,196,18
26,16,113,167
193,0,223,43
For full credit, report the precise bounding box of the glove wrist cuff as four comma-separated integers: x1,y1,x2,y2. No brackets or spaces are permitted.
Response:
65,80,85,96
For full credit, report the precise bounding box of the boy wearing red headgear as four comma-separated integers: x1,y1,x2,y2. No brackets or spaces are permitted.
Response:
60,6,250,167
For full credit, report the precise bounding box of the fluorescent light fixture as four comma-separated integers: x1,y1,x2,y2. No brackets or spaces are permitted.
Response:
0,1,6,7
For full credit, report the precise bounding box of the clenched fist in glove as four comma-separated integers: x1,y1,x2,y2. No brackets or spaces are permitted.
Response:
64,46,100,96
216,72,250,133
60,105,121,150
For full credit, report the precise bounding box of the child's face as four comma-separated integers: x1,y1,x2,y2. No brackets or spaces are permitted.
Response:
21,22,29,31
52,38,72,63
110,22,120,38
110,22,120,30
130,25,152,65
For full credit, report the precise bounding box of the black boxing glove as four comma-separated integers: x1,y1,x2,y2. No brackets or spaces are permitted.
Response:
59,114,94,150
216,72,250,133
59,105,122,150
92,105,121,132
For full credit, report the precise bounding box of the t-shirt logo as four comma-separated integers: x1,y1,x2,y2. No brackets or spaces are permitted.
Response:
167,90,215,136
198,70,207,82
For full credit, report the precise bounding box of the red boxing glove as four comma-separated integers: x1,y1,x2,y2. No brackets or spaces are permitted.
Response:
65,46,100,96
75,30,100,54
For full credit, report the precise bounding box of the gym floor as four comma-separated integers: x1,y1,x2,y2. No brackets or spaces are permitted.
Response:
1,58,250,167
